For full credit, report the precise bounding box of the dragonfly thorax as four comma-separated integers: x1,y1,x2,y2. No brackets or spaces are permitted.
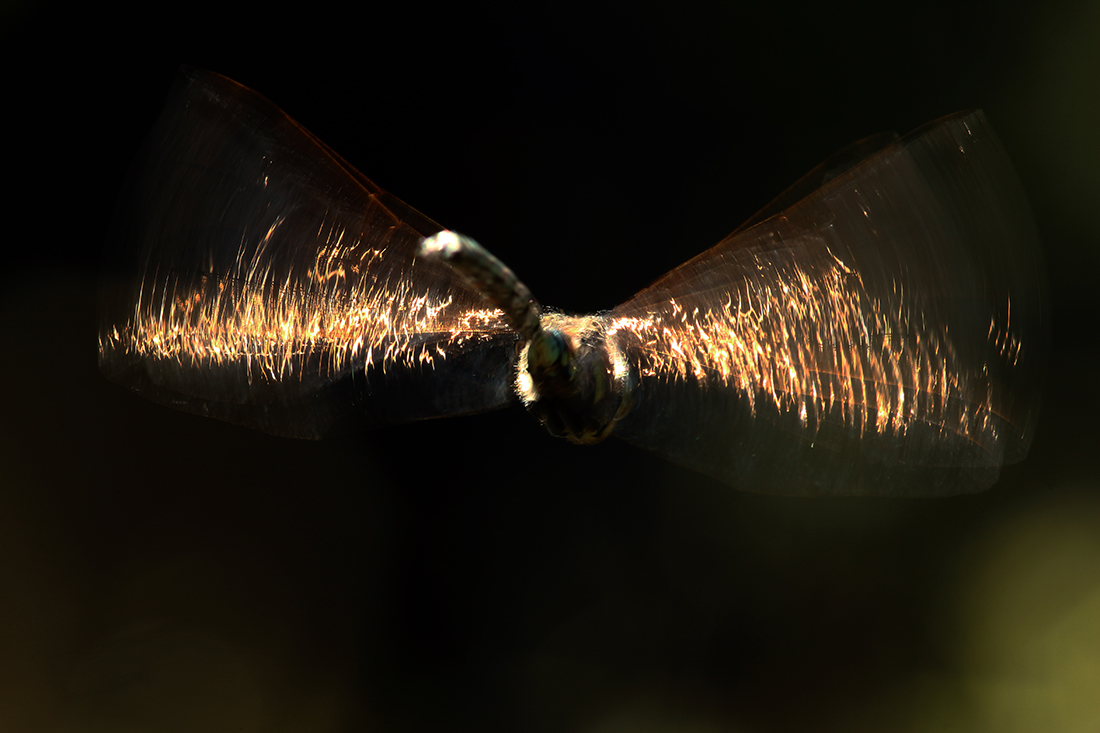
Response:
517,313,634,445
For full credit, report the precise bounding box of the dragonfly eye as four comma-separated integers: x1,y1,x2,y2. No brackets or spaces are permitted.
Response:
527,328,570,384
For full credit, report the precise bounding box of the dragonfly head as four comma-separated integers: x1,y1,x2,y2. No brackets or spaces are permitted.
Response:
517,313,634,444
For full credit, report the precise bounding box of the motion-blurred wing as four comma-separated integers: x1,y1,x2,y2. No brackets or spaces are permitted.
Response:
608,111,1044,496
732,131,899,235
99,68,519,438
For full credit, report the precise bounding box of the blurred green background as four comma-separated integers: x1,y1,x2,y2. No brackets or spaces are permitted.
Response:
2,1,1098,731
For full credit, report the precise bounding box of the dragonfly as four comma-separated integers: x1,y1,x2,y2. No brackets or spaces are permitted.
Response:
99,68,1045,497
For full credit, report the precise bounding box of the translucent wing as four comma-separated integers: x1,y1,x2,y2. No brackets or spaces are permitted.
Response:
732,131,899,235
607,111,1044,496
99,68,519,438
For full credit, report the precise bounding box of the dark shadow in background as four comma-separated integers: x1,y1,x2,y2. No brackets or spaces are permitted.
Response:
3,1,1098,731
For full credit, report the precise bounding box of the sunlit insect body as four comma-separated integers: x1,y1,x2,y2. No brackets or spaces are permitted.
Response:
99,68,1044,496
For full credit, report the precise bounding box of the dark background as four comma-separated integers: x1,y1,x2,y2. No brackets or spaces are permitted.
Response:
3,1,1099,731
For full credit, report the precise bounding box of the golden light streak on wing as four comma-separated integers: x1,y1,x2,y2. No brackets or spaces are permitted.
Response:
98,68,519,438
609,111,1044,496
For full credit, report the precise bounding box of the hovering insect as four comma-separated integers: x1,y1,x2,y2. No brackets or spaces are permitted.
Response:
99,68,1044,497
